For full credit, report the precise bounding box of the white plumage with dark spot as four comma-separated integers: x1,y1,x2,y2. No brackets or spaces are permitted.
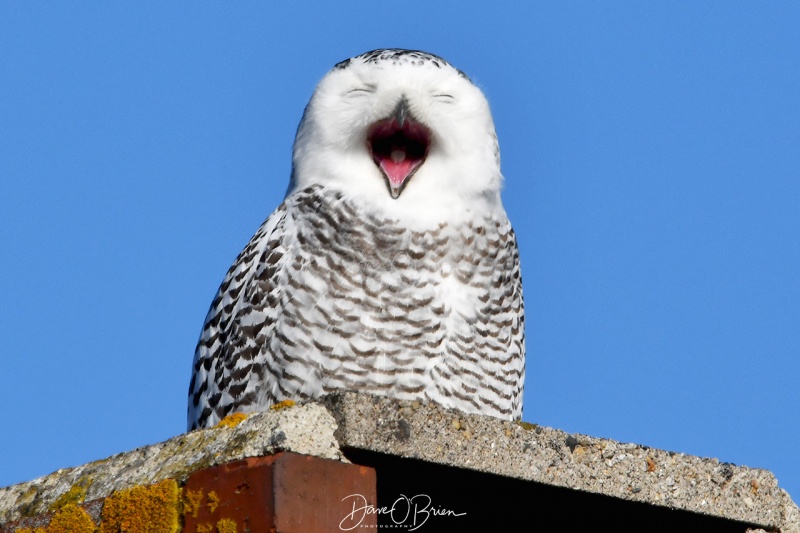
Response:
188,49,525,430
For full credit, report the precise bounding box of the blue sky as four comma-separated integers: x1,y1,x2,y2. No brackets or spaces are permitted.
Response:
1,2,798,501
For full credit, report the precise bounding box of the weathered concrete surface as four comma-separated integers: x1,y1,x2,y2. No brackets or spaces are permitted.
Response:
0,402,341,525
1,393,797,532
323,392,799,533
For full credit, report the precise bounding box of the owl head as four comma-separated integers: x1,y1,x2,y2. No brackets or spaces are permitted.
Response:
289,49,504,223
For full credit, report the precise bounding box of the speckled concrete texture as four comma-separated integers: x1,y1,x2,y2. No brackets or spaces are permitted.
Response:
0,402,341,525
322,392,799,533
1,393,797,532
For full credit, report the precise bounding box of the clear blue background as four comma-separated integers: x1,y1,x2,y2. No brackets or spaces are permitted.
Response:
1,2,798,501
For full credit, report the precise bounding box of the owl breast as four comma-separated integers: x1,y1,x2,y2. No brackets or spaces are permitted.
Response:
259,186,525,419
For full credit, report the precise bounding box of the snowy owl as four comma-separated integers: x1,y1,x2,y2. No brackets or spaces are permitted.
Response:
188,49,525,430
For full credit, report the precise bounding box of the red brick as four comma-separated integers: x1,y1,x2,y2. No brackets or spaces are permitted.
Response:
183,452,377,533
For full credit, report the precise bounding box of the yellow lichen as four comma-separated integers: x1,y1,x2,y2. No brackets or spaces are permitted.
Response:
16,505,95,533
270,399,296,411
206,491,220,514
50,475,94,514
183,488,204,518
514,421,538,431
214,413,249,429
50,486,86,512
14,504,95,533
99,479,180,533
196,524,213,533
216,518,238,533
46,503,96,533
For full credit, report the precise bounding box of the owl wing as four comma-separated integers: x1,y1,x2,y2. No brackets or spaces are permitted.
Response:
187,200,292,430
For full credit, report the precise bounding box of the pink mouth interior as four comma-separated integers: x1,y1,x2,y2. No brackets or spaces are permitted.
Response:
368,118,430,189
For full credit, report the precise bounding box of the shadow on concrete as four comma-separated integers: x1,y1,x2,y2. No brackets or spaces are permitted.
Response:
345,448,762,532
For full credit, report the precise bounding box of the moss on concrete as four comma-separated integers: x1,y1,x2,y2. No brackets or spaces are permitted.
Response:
214,413,249,429
45,504,95,533
515,420,539,431
2,402,342,525
270,399,296,411
15,503,96,533
49,476,93,513
99,479,180,533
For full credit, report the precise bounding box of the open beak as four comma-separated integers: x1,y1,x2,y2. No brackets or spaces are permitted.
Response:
367,98,431,199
